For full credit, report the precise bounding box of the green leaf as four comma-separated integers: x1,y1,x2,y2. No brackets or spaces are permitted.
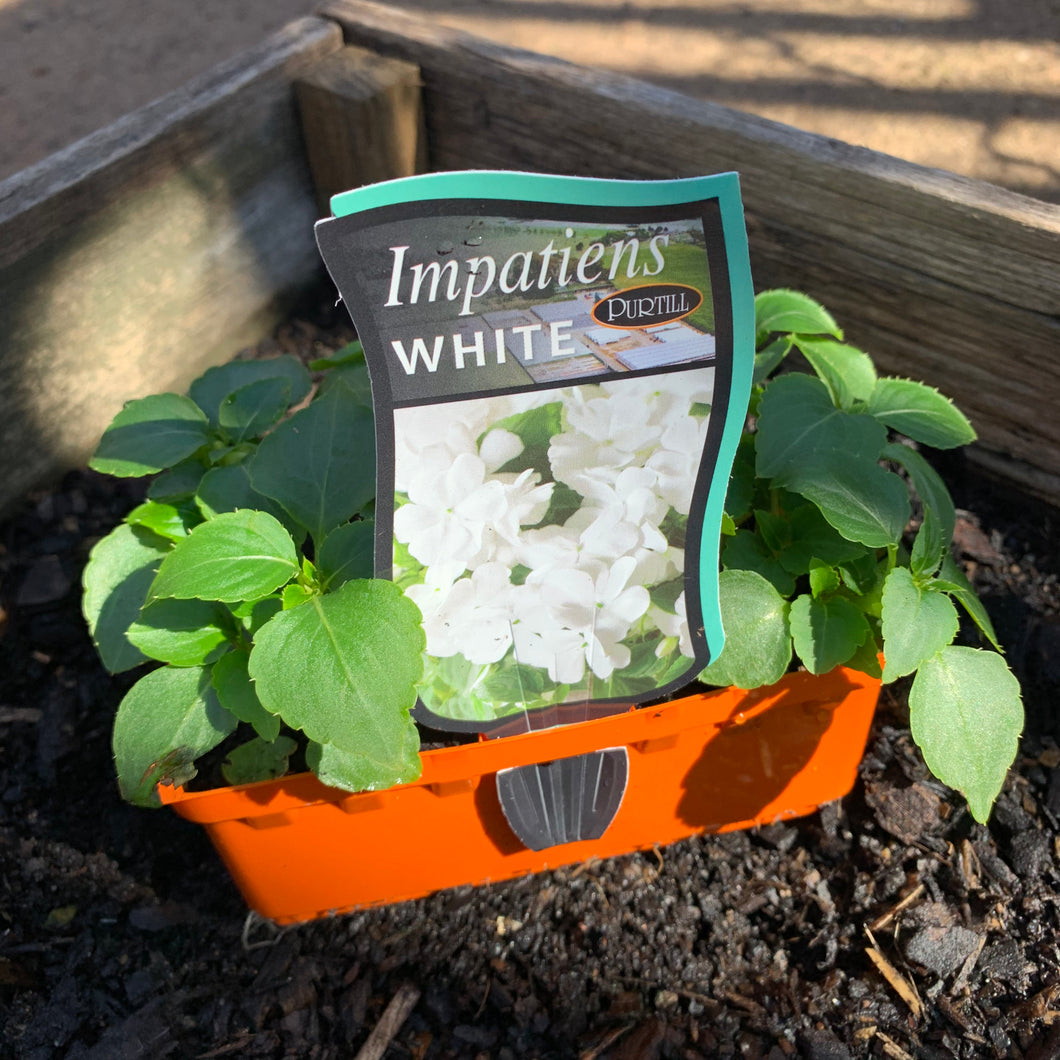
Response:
809,562,840,598
777,502,868,575
756,375,908,547
149,510,299,603
90,394,211,477
112,665,237,806
309,339,364,371
147,459,206,502
124,499,201,542
127,598,231,667
757,375,885,480
937,554,1002,651
754,289,843,344
880,567,960,682
222,736,297,786
752,337,792,384
318,361,374,406
249,384,375,546
724,434,757,522
868,378,976,449
721,530,795,595
881,441,956,546
789,594,872,675
211,650,280,741
910,507,945,579
249,580,425,791
282,583,315,609
844,637,883,679
307,731,422,794
317,520,376,590
231,597,283,637
909,647,1023,822
189,356,310,425
699,570,791,689
82,523,171,673
792,337,877,410
218,377,292,443
720,512,737,537
195,464,305,542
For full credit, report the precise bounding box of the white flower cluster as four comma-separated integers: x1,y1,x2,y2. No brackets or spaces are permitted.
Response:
394,370,714,704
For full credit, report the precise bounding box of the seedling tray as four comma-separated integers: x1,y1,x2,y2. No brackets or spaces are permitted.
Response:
160,666,879,924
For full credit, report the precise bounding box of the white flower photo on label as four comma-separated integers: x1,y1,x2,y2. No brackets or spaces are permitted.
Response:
393,368,715,722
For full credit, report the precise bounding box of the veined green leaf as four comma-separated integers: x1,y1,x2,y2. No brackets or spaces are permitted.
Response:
249,384,375,546
127,598,231,667
937,554,1002,651
910,507,945,579
808,562,840,598
112,665,237,806
910,647,1022,822
148,459,206,502
318,361,374,406
150,510,299,603
249,580,425,791
211,650,279,741
722,530,795,595
189,356,310,425
868,378,976,449
789,594,872,675
195,464,305,542
222,736,298,786
309,339,364,372
777,502,868,575
754,289,843,344
218,377,292,443
317,520,376,590
756,375,908,547
793,337,877,410
307,732,422,794
124,499,201,542
880,567,960,682
752,337,791,384
90,394,211,477
82,523,171,673
699,570,791,689
882,441,956,546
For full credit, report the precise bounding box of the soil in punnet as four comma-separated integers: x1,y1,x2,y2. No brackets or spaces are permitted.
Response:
2,298,1059,1059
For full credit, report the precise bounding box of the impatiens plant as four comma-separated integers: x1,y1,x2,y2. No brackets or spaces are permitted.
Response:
701,289,1023,823
83,345,426,805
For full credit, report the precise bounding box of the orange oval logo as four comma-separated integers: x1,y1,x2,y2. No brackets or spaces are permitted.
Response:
591,283,703,330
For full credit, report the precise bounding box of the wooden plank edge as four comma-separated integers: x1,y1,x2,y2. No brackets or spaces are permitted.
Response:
320,0,1060,237
0,16,343,269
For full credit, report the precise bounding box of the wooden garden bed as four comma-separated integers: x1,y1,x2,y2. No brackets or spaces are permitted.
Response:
1,0,1057,511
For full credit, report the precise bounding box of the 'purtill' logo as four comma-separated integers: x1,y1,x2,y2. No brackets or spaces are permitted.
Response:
592,283,703,330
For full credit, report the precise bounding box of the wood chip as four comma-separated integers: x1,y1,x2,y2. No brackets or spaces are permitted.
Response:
876,1030,915,1060
950,933,986,995
864,928,923,1019
354,983,420,1060
870,883,925,931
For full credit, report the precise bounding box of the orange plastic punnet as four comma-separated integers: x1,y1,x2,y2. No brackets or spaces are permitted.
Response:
159,667,878,924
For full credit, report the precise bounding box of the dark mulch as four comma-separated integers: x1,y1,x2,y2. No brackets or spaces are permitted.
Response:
2,300,1059,1060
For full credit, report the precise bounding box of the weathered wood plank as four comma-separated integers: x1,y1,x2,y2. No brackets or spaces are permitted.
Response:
0,17,342,513
295,47,426,211
323,0,1060,504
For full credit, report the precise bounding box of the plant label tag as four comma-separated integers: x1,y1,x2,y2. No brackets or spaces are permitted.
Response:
316,172,754,738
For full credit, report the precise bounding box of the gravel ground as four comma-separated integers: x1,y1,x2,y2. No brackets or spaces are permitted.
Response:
2,297,1060,1058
